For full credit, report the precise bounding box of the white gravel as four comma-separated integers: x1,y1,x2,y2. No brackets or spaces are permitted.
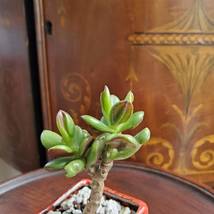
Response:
47,186,134,214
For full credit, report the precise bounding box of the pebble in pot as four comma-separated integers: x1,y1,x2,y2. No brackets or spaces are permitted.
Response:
47,186,134,214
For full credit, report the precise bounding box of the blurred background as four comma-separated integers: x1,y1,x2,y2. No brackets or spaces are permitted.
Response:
0,0,213,189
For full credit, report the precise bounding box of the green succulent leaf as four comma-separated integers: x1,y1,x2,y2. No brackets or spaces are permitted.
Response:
79,134,93,156
108,147,137,161
110,101,133,125
64,159,85,177
100,86,112,123
105,148,118,161
48,145,73,159
100,116,108,125
86,135,106,168
44,156,74,170
105,134,139,148
110,95,120,106
56,110,73,143
104,134,140,161
125,91,134,103
62,111,74,136
70,125,84,152
41,130,62,149
116,111,144,132
135,128,151,144
81,115,114,133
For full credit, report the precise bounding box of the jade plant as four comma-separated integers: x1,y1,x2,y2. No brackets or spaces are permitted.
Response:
41,86,150,214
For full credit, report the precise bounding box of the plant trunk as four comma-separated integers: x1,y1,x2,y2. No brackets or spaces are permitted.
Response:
83,161,113,214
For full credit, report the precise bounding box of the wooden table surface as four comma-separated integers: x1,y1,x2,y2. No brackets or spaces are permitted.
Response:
0,162,213,214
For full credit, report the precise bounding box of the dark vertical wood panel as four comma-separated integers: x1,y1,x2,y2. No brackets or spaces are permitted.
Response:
0,0,40,171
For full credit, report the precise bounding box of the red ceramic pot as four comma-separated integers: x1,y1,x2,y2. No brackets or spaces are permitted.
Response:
39,179,148,214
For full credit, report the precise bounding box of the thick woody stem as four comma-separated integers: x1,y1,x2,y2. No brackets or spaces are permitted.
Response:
83,161,113,214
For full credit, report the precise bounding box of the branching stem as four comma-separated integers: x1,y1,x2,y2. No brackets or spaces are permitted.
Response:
83,161,113,214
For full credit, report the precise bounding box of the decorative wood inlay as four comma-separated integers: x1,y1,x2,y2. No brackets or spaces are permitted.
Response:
128,33,214,46
34,0,214,186
129,0,214,179
128,0,214,46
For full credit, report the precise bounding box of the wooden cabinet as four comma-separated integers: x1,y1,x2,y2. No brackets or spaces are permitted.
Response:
0,0,40,172
35,0,214,187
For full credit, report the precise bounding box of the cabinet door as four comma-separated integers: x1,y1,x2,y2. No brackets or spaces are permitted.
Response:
0,0,40,173
35,0,214,186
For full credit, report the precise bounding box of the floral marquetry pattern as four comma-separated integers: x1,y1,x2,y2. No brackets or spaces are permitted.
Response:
37,0,214,186
192,135,214,170
129,0,214,183
134,137,175,170
60,72,92,123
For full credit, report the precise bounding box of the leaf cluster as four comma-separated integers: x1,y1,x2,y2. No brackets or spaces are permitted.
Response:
41,86,150,177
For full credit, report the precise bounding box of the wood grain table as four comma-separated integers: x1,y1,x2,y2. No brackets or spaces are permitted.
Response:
0,162,213,214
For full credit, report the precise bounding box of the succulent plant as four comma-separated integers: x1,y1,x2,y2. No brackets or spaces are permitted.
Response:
41,110,92,177
41,86,150,214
